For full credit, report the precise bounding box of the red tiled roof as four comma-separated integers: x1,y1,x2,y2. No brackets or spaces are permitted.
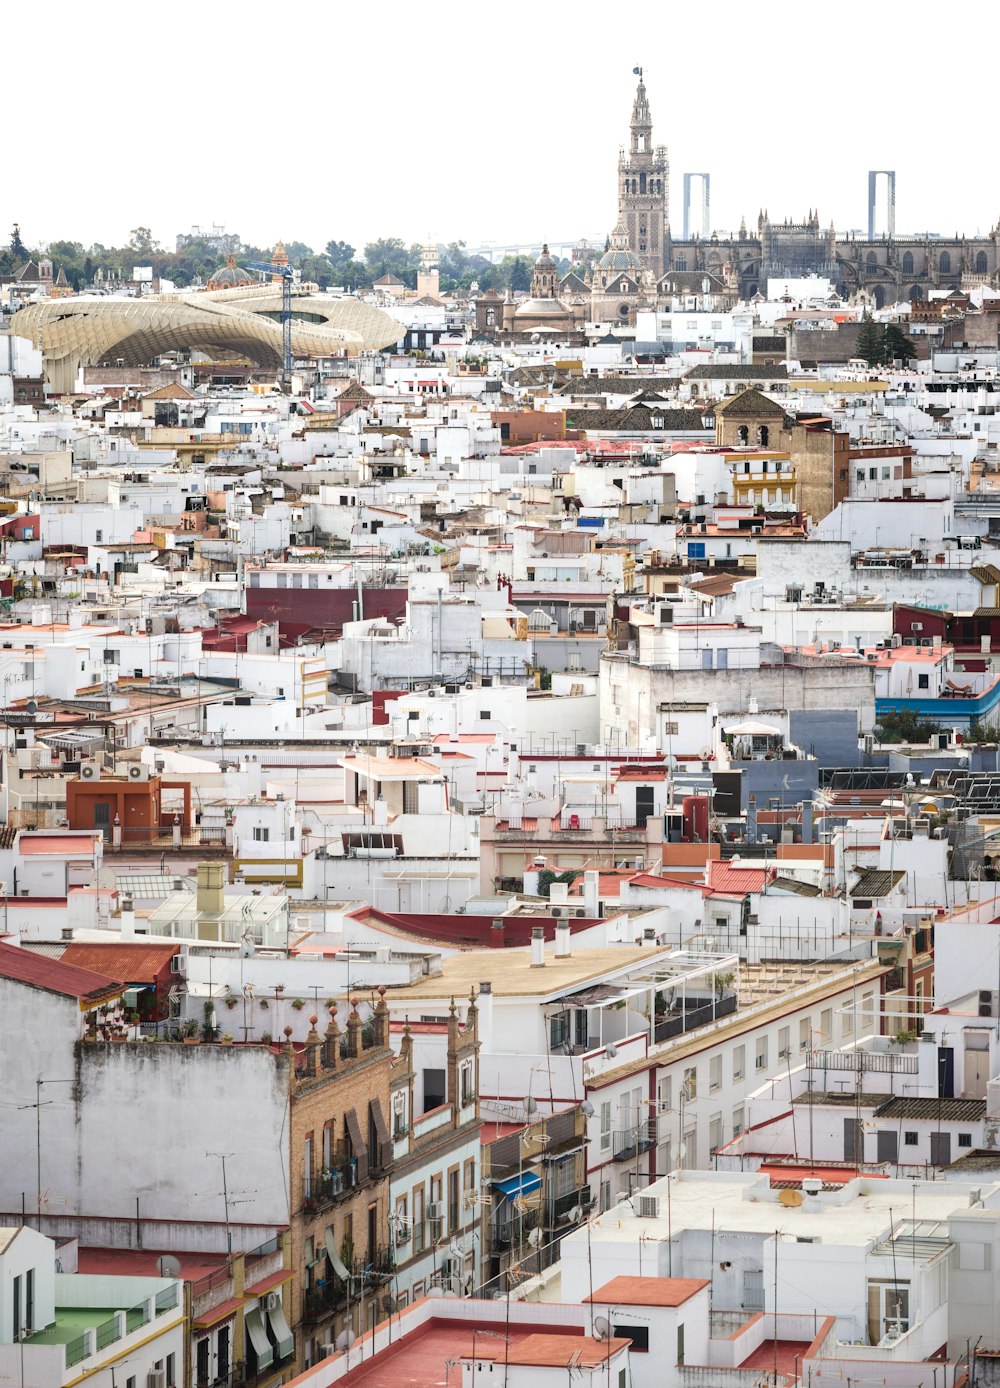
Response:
194,1296,244,1329
59,941,179,983
486,1334,629,1368
587,1275,710,1308
0,940,121,1005
706,861,778,894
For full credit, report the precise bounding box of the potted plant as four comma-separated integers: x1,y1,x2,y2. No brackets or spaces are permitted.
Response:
180,1020,201,1044
221,1034,235,1046
260,1032,273,1044
291,998,305,1012
224,997,239,1010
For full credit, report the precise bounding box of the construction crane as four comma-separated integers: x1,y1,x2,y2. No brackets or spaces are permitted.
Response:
243,260,294,384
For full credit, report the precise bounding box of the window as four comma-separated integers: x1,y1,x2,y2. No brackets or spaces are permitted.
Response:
167,1354,176,1384
600,1101,612,1152
465,1157,476,1190
755,1037,768,1071
663,720,679,736
480,709,490,721
959,1133,973,1148
820,1009,833,1043
709,1055,722,1092
459,1058,475,1106
732,1045,745,1082
677,1322,685,1366
683,1066,697,1099
733,1104,745,1135
657,1076,671,1114
799,1018,810,1052
253,826,270,842
904,1131,919,1146
550,1011,569,1050
614,1323,649,1352
778,1026,790,1059
917,674,929,690
303,1134,313,1199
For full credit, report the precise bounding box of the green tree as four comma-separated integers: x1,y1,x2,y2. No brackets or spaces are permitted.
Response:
128,226,160,255
364,237,420,288
282,241,313,265
9,223,28,261
325,239,356,266
855,311,884,366
509,255,531,294
335,259,372,291
884,323,916,364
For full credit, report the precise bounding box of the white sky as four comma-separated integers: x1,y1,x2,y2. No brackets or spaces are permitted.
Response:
13,0,997,257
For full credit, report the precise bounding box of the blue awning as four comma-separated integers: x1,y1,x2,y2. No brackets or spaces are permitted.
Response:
492,1171,541,1199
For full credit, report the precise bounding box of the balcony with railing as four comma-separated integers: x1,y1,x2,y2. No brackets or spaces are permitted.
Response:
612,1120,657,1163
545,1186,593,1227
653,991,737,1043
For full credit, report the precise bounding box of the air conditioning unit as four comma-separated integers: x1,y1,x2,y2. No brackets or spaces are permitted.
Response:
320,1343,337,1359
911,622,923,633
170,954,187,977
147,1372,167,1388
128,765,150,782
265,1291,281,1311
80,765,100,781
637,1195,660,1219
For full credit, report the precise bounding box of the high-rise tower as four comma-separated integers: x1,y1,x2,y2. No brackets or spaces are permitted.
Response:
617,70,669,278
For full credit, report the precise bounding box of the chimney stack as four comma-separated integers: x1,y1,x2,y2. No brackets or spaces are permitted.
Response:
530,926,546,967
555,920,571,957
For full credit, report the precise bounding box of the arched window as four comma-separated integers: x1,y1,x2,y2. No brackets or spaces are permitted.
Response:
737,425,749,444
675,255,687,272
866,251,878,267
976,250,988,274
910,284,923,301
757,425,769,446
939,250,951,274
902,251,914,274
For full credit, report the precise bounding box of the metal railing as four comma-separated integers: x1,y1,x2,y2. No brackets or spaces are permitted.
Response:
65,1334,89,1368
155,1284,180,1314
612,1121,657,1162
95,1316,119,1350
654,992,737,1043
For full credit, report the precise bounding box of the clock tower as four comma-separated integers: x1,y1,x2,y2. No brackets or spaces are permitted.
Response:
617,70,669,278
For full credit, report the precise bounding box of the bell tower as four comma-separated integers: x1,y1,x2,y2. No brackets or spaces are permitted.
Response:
617,68,669,278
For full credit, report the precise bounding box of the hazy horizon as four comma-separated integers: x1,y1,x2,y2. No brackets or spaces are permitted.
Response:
10,0,998,257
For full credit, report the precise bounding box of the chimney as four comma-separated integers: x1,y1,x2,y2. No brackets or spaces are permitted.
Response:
120,896,135,940
196,862,225,918
583,870,600,918
555,920,571,957
490,917,506,949
549,881,569,906
530,926,546,967
373,796,389,826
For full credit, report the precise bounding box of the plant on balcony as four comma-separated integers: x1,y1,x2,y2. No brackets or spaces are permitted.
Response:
709,971,735,999
291,998,305,1011
224,996,239,1009
180,1020,200,1043
221,1034,234,1046
260,1032,273,1044
891,1028,917,1046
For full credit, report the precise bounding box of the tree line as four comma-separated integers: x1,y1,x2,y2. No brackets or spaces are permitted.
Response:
2,224,548,295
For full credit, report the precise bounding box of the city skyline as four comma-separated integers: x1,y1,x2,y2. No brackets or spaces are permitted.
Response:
10,0,999,256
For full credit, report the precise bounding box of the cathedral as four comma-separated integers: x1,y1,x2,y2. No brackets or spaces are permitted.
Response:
475,72,1000,341
608,71,1000,307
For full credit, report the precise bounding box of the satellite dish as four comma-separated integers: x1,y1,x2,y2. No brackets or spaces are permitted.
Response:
567,1205,582,1225
335,1328,356,1351
779,1188,804,1208
528,1227,543,1248
593,1315,611,1340
26,700,36,715
158,1255,181,1277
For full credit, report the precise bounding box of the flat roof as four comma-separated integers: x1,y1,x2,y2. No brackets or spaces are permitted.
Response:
587,1275,709,1308
582,1172,991,1247
379,943,663,1001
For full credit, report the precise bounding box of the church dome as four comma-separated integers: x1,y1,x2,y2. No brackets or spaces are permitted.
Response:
597,218,643,276
533,243,558,272
206,254,254,290
515,297,569,318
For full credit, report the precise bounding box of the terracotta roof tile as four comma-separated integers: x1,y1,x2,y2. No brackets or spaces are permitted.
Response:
587,1275,710,1308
